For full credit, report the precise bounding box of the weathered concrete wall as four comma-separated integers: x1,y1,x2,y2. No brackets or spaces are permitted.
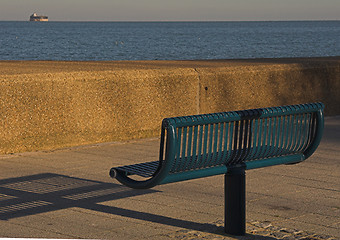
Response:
198,59,340,114
1,57,339,154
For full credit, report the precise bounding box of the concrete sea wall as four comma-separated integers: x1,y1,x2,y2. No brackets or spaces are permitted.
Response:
1,57,339,154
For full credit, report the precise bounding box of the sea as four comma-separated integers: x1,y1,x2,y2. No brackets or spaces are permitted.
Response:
0,21,339,61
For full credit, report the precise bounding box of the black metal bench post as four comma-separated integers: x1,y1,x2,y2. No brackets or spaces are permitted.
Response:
225,115,249,235
225,165,246,235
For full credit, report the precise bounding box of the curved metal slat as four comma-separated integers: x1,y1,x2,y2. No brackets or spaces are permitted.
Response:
217,122,225,165
184,126,193,170
200,124,209,168
195,125,204,169
172,127,182,173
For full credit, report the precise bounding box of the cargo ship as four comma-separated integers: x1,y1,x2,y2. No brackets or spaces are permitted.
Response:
29,13,48,22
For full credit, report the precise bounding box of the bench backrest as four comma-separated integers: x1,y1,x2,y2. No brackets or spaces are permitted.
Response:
158,103,324,184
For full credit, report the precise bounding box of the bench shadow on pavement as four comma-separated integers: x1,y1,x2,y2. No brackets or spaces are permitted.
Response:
0,173,276,239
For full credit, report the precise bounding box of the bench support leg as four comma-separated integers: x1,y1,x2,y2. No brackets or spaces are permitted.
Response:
225,166,246,236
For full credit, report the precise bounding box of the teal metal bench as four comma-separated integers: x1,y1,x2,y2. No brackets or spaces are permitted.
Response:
109,102,324,235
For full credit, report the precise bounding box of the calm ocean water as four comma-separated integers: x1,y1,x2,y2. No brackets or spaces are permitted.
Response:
0,21,339,61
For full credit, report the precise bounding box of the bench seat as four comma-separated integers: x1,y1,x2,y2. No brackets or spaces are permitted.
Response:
112,146,304,179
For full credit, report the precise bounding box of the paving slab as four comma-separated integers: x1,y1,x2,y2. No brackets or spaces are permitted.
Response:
0,116,339,239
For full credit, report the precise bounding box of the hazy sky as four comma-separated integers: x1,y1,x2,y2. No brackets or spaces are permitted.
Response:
1,0,339,21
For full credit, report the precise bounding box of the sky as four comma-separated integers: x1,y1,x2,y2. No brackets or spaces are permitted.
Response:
0,0,339,21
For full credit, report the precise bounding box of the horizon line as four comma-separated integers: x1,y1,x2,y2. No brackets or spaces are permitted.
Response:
1,19,340,22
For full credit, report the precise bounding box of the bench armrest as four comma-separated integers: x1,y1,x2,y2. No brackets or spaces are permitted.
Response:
110,124,177,189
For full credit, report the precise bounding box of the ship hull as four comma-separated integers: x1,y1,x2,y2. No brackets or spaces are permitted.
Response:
30,18,48,22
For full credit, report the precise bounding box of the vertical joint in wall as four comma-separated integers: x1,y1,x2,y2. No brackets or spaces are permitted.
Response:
194,68,201,115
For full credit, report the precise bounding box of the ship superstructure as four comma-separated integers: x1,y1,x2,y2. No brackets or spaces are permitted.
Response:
30,13,48,22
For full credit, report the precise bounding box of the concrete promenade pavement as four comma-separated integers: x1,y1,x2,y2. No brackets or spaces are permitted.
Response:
0,116,339,239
